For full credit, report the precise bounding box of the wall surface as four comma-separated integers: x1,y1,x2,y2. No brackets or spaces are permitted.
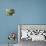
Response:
0,0,46,45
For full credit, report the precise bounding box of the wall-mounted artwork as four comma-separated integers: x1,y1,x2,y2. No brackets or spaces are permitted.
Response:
6,8,15,16
18,24,46,42
8,32,17,46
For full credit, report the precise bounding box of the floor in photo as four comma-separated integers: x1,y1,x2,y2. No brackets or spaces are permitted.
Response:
19,40,46,46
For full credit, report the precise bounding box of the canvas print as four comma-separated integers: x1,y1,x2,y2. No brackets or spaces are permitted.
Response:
18,24,46,46
6,8,15,16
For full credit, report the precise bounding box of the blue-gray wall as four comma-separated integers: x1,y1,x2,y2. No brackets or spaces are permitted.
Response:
0,0,46,44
